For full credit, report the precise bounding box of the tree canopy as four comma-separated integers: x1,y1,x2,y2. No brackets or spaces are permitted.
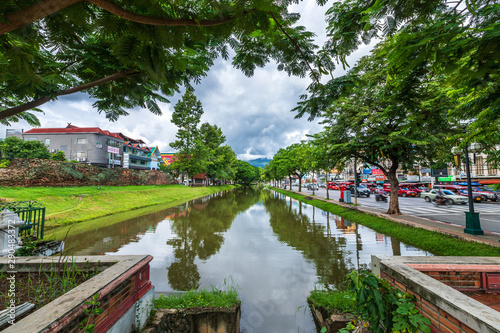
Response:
1,0,323,125
299,0,500,160
318,41,457,214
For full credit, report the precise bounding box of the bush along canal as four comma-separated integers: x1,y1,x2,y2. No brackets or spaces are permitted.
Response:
54,187,432,332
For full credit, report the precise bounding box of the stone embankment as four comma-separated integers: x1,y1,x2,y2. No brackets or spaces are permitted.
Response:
0,158,177,187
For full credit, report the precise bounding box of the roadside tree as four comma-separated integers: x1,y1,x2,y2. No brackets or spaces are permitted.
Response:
322,0,500,163
307,43,457,214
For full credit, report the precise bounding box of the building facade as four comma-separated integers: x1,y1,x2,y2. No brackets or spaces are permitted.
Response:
119,135,152,170
148,146,163,170
6,124,123,168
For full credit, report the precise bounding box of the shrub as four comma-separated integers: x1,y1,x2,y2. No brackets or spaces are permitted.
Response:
51,151,66,161
0,159,11,168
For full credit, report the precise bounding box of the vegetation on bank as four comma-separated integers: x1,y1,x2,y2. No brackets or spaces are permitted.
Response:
272,188,500,257
1,184,236,228
154,284,240,309
0,260,100,312
308,289,354,314
309,271,431,333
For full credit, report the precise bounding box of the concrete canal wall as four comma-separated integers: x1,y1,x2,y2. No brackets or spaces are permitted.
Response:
372,256,500,333
143,305,241,333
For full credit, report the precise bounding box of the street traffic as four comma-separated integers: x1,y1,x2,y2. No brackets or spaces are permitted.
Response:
297,186,500,234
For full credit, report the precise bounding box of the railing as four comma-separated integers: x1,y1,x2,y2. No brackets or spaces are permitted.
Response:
0,201,46,239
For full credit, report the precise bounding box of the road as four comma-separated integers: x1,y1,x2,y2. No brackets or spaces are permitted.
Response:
294,186,500,234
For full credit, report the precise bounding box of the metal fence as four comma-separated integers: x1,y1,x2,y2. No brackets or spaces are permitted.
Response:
0,201,46,239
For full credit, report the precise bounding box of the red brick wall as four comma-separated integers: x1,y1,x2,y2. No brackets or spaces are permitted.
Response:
381,272,476,333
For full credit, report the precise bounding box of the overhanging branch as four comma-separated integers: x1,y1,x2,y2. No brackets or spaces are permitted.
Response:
1,0,254,35
269,12,321,85
0,70,138,120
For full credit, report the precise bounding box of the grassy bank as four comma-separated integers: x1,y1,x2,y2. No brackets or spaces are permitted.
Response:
154,287,240,309
1,184,237,229
271,188,500,257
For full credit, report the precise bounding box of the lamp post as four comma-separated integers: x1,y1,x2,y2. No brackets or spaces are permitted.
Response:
452,132,483,235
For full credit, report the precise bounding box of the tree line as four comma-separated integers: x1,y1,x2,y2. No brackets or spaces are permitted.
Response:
167,91,260,186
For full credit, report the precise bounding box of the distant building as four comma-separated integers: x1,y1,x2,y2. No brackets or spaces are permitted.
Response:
118,134,152,170
148,146,163,170
6,124,123,168
160,153,177,166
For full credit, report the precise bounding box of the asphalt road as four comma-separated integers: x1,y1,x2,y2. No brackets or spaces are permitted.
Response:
294,186,500,234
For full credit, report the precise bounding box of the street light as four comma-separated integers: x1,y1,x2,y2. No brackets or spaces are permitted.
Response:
452,129,483,235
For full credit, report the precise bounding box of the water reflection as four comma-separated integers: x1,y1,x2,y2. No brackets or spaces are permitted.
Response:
263,193,352,290
166,187,261,290
62,188,430,333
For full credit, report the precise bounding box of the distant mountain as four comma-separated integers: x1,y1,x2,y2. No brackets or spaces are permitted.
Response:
247,158,271,169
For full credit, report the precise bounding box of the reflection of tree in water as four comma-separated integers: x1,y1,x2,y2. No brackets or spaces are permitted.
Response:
167,187,261,290
64,207,185,255
262,191,354,290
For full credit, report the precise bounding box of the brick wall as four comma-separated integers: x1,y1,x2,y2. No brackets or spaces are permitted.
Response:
381,272,476,333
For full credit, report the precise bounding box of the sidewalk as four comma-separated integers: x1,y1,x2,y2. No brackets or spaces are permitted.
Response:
285,188,500,248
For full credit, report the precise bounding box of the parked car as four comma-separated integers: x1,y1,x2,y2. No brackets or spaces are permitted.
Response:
482,186,500,201
398,188,419,197
456,190,484,203
328,183,339,190
471,186,498,202
398,183,427,197
351,185,371,197
421,189,468,205
319,183,327,188
306,183,319,191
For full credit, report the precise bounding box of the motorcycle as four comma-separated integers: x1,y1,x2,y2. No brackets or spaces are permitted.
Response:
375,193,388,202
432,197,452,207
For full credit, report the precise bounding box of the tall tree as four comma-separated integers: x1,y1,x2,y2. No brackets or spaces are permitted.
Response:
169,91,204,183
1,0,323,124
313,43,457,214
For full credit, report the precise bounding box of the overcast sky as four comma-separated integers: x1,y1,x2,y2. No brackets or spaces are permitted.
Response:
0,2,375,161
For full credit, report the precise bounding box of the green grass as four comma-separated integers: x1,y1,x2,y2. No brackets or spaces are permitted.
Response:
0,184,237,228
308,289,355,313
154,285,240,309
271,187,500,257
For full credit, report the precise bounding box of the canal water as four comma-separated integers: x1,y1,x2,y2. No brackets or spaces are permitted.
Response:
65,187,431,332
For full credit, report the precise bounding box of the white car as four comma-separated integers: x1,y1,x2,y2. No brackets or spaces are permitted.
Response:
421,189,468,205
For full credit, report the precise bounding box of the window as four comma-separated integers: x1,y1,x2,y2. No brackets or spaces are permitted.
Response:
487,163,497,175
45,138,50,145
76,152,87,158
25,137,38,141
106,139,122,147
475,156,484,175
76,138,87,144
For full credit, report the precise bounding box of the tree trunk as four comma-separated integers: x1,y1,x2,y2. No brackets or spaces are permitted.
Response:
386,170,401,215
326,172,330,200
289,175,292,190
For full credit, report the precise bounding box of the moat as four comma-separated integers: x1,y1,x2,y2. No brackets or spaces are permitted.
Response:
61,187,430,332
